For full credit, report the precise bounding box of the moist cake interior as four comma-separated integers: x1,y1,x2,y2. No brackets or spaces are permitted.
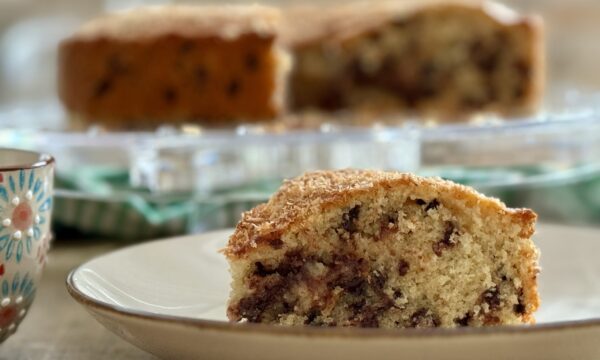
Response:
226,175,539,328
290,5,539,116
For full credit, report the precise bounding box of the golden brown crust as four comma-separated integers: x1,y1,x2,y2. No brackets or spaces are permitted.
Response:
225,169,536,258
71,5,279,41
282,0,537,48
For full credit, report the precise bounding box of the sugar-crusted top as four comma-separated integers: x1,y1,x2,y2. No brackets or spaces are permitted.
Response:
282,0,535,47
69,5,280,41
225,169,535,257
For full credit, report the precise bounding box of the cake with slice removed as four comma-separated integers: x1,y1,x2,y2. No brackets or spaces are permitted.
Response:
224,169,539,328
284,0,544,119
58,5,287,129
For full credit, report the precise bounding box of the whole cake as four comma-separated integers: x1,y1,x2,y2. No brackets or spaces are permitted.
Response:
285,1,544,119
225,169,539,328
58,5,287,128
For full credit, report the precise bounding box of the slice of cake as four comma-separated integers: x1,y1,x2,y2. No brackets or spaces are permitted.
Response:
284,1,544,119
225,169,539,328
58,5,288,129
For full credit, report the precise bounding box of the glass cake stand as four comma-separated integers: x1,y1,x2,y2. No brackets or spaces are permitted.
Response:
0,90,598,238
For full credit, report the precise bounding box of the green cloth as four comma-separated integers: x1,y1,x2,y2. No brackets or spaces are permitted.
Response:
53,164,600,240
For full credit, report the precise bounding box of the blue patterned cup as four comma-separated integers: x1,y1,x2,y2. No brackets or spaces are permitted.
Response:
0,149,54,342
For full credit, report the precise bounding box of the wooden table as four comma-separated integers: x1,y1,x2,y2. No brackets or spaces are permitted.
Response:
0,242,155,359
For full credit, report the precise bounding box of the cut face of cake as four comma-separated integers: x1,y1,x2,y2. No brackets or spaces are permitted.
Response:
58,5,288,129
225,169,539,328
285,1,544,119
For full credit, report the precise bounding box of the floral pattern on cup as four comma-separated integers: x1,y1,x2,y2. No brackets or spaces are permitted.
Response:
0,169,52,265
0,271,36,341
0,149,54,343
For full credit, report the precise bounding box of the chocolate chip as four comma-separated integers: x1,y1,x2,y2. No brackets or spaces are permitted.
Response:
195,66,208,87
393,289,403,300
513,80,527,98
454,313,471,327
463,95,487,109
180,40,195,54
379,214,398,239
469,40,484,57
419,63,438,98
305,309,319,325
342,205,360,233
254,262,277,277
442,222,456,243
383,57,437,107
393,19,408,28
327,255,369,296
94,78,112,98
269,238,284,249
359,310,379,328
245,52,260,71
352,296,393,328
482,287,501,311
254,251,305,278
226,79,241,97
163,88,178,104
432,243,443,257
107,55,128,75
514,59,531,78
398,260,410,276
493,31,510,47
348,205,360,220
470,40,499,73
514,288,526,315
371,271,387,291
349,299,366,317
274,251,306,277
514,302,526,315
238,276,286,322
416,198,440,211
386,214,397,225
381,57,417,104
345,277,367,295
410,308,440,328
238,297,262,322
283,301,293,312
424,199,440,212
348,57,371,85
368,31,381,42
287,250,309,266
318,87,344,111
433,222,458,256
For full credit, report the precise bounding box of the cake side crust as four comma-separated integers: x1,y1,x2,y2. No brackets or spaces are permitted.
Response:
58,4,286,126
71,5,280,41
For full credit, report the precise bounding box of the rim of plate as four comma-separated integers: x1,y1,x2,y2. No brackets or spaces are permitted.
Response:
0,148,54,171
66,235,600,339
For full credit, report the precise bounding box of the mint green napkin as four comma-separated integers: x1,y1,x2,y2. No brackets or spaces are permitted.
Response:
53,164,600,241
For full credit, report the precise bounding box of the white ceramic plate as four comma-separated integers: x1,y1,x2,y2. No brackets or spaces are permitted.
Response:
67,224,600,360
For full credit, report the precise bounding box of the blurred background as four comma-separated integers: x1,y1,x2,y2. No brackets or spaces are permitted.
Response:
0,0,599,241
2,0,600,105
